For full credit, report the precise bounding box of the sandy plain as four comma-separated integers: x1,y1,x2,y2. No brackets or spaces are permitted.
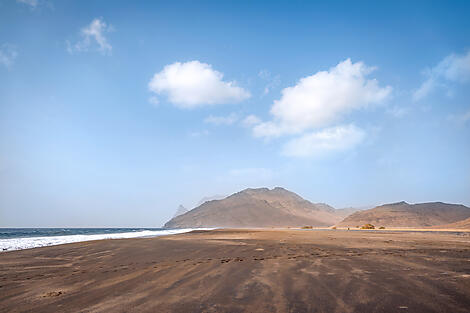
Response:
1,229,470,313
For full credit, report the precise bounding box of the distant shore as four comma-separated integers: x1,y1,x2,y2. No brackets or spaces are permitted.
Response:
1,228,470,312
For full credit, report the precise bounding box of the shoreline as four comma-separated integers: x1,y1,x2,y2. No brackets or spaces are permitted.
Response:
2,226,470,253
0,228,214,252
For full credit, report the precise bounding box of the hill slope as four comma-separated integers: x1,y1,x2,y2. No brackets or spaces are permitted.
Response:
164,187,341,228
433,216,470,229
337,201,470,228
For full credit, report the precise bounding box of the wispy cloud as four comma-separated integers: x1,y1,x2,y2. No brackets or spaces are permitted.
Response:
148,96,159,106
67,18,113,55
16,0,38,8
282,124,365,158
204,113,239,126
189,130,209,138
386,106,409,118
258,69,281,95
447,109,470,125
413,50,470,101
0,44,18,69
241,115,262,127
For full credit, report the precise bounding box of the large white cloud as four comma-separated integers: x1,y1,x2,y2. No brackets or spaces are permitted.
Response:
282,124,365,158
67,18,113,55
148,61,250,109
414,50,470,101
253,59,392,138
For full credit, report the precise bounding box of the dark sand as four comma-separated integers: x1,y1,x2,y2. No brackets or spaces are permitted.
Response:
1,229,470,313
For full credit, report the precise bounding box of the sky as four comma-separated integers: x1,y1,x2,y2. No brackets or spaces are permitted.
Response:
1,0,469,227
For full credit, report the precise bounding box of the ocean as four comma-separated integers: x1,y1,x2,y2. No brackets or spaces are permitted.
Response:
0,228,206,252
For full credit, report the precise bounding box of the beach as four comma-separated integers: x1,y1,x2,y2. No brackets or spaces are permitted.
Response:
1,229,470,312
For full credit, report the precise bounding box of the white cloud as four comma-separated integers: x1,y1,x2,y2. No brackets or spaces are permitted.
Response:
413,50,470,101
148,61,250,109
204,113,238,125
0,44,18,69
16,0,38,8
242,114,262,127
67,18,113,55
282,124,365,158
253,59,392,138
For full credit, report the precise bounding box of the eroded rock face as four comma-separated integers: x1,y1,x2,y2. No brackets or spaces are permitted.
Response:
336,201,470,228
164,187,342,228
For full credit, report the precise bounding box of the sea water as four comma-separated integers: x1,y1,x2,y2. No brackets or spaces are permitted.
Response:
0,228,210,252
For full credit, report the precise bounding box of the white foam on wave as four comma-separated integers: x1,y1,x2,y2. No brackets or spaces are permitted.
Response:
0,228,213,252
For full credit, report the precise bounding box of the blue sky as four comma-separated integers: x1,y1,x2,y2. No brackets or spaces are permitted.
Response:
1,0,469,227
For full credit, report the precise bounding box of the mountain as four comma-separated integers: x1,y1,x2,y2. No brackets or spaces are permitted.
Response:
432,216,470,229
336,201,470,228
197,195,227,206
334,206,373,219
173,205,189,218
164,187,342,228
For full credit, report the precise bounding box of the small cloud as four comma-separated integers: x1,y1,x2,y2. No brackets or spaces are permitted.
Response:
67,18,113,55
413,50,470,101
189,130,209,137
258,69,271,80
447,109,470,125
258,69,281,95
0,44,18,69
148,96,159,106
148,61,250,109
242,114,262,127
16,0,38,8
204,113,238,126
282,124,365,158
252,59,392,138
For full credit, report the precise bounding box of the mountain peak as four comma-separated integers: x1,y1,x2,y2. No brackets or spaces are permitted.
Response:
173,205,189,218
388,201,409,206
164,187,341,228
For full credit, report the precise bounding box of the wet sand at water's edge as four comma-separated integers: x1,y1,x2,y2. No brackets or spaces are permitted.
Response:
1,229,470,312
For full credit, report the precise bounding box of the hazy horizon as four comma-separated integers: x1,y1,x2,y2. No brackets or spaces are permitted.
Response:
1,0,469,227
